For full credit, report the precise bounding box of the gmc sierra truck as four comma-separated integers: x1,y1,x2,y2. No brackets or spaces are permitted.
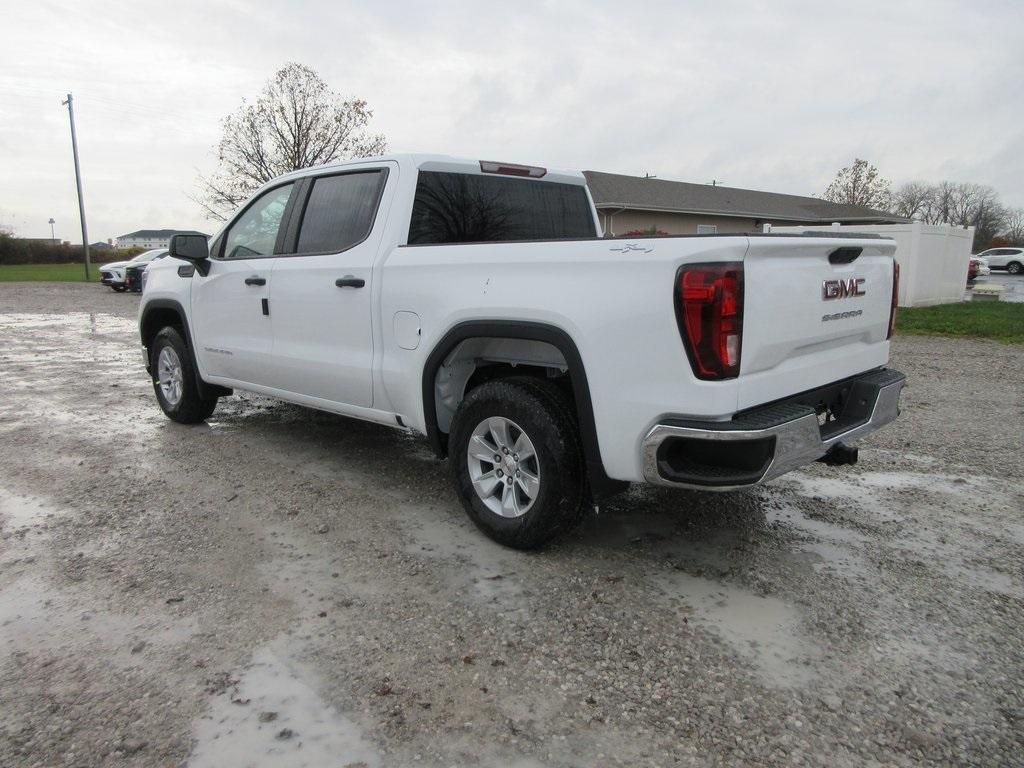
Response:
139,155,905,548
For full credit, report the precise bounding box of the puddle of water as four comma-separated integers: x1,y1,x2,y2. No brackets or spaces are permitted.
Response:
784,471,1023,599
650,567,818,687
0,487,64,530
0,487,203,661
573,493,824,687
189,641,381,768
0,565,200,661
401,506,532,609
0,311,138,336
764,497,871,578
766,501,867,546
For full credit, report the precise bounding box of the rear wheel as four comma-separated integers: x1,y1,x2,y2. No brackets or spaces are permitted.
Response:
449,377,586,549
1007,261,1022,275
149,327,218,423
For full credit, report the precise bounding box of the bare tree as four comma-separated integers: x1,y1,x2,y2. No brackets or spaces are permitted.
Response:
822,158,892,209
891,181,933,220
1001,208,1024,245
941,183,1005,249
197,63,388,220
888,179,1009,249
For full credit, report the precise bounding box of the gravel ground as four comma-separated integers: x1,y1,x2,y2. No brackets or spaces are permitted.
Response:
0,282,1022,767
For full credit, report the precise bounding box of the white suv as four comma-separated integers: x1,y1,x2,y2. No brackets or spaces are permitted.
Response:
974,247,1024,274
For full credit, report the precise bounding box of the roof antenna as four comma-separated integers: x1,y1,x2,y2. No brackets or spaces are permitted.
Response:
643,172,656,179
709,179,724,186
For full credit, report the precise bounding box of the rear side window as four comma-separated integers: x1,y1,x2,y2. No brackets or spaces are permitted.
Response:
408,171,596,245
296,170,387,254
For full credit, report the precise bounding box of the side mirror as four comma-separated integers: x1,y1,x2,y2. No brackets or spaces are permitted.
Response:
169,234,209,262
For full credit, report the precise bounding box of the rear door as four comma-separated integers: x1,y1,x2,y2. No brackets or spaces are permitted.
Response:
737,236,897,409
266,165,393,407
191,182,295,384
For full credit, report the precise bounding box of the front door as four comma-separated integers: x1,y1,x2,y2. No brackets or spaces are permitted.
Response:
191,182,295,385
267,167,391,407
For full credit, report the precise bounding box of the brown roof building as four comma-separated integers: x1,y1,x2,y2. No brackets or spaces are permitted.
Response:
584,170,906,236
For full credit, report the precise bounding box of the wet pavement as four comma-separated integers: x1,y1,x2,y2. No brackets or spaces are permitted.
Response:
0,283,1022,767
969,272,1024,302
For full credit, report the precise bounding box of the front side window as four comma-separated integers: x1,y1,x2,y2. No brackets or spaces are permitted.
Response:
223,183,294,259
296,171,386,254
408,171,596,245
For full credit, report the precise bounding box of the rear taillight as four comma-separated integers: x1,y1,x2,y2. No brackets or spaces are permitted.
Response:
887,260,900,339
676,262,744,380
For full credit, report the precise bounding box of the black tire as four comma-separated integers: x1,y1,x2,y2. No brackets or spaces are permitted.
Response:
1007,261,1022,275
111,285,126,292
149,327,218,424
449,376,586,549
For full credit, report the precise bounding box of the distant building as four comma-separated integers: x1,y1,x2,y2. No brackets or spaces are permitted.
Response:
114,229,209,250
584,171,907,236
89,241,113,250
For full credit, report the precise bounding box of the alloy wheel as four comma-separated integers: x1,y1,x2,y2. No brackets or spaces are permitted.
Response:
466,416,541,518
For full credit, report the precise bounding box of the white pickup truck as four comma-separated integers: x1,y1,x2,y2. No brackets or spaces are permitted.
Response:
139,154,905,548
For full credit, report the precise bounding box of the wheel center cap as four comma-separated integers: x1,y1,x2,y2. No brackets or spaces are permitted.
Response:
502,456,517,475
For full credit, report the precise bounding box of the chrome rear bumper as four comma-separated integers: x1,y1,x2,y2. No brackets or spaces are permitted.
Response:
641,368,906,490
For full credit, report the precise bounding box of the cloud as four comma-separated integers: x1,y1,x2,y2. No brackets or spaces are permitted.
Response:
2,0,1022,240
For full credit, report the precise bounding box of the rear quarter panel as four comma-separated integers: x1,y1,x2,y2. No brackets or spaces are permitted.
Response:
378,237,749,481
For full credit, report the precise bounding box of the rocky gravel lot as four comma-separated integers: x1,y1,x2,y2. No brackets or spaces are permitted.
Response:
0,282,1022,767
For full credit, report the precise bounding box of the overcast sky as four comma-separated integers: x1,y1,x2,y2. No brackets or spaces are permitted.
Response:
2,0,1022,241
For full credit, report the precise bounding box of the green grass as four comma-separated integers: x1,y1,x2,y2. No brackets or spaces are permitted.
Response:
0,263,102,282
896,301,1024,344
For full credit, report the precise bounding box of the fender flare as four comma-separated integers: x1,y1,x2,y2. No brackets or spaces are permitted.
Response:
421,320,625,499
139,299,230,400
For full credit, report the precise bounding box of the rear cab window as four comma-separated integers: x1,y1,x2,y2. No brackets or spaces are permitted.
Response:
407,171,597,244
294,170,388,254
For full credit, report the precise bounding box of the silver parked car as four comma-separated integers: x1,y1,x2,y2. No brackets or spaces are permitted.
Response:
974,247,1023,274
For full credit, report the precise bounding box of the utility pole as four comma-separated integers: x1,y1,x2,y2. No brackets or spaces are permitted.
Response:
48,217,56,242
62,93,90,281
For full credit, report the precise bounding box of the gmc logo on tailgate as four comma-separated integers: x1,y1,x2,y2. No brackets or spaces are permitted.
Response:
822,277,866,300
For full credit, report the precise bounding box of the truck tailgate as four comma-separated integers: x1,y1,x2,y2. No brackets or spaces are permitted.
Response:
737,236,897,410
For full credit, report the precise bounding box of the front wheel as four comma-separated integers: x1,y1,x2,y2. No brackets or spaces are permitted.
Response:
449,377,586,549
149,327,218,423
1007,261,1022,275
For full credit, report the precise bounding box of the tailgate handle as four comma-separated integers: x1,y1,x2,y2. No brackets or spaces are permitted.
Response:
829,247,862,265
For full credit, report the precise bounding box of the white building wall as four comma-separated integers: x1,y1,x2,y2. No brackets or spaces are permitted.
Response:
766,221,974,308
114,235,171,249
